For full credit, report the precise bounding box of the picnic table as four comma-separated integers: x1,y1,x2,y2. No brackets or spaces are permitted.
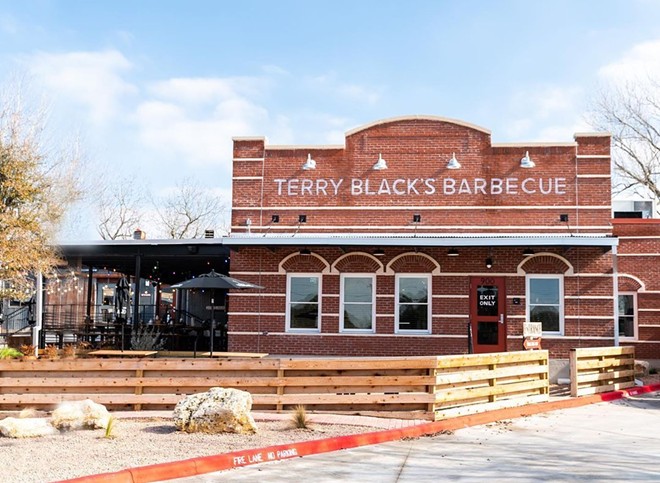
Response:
199,352,268,358
88,350,158,358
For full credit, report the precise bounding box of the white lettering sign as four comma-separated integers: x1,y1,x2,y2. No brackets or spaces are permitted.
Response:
274,177,567,197
523,322,543,338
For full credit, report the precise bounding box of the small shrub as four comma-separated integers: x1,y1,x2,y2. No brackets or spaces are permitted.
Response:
62,344,77,358
0,347,23,359
19,344,36,358
650,367,658,375
291,405,310,429
104,416,116,439
43,345,59,359
130,325,166,351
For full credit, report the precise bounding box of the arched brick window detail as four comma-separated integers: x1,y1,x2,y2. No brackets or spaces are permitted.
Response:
281,253,328,272
389,253,439,273
334,253,381,273
619,276,642,292
520,255,571,274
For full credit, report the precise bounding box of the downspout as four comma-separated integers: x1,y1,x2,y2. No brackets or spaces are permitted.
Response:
85,265,94,323
34,272,43,353
612,245,619,347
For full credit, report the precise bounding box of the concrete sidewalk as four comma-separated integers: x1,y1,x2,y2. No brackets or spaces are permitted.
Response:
169,390,660,482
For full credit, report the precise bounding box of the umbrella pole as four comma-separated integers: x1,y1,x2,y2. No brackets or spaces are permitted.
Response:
210,292,215,358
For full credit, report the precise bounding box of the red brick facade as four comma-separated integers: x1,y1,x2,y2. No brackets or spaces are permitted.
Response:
227,116,659,362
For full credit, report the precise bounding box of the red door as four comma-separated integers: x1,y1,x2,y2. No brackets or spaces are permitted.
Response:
470,277,507,353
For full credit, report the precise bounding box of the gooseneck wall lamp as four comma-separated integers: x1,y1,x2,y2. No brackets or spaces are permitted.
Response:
302,153,316,170
372,153,388,170
520,151,535,168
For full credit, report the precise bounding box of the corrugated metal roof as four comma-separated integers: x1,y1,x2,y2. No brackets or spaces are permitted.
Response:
223,233,617,248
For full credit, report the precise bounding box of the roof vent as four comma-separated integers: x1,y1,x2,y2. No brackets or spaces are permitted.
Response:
133,229,146,240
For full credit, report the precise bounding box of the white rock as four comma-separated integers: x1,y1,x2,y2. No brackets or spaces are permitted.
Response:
174,387,257,434
634,360,650,377
51,399,111,430
0,417,58,438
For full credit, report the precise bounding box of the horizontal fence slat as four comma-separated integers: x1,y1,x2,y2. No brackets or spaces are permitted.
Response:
436,350,548,368
435,394,549,419
571,346,635,358
0,375,435,388
435,379,548,403
435,365,548,385
575,369,635,384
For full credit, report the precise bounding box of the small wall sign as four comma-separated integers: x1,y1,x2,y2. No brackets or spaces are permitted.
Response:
523,322,542,338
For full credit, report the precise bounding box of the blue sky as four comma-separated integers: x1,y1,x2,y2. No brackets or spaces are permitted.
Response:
1,0,660,239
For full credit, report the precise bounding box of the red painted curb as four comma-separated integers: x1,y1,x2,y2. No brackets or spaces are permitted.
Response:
55,383,660,483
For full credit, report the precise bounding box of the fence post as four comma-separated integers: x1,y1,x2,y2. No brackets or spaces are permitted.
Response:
569,349,577,397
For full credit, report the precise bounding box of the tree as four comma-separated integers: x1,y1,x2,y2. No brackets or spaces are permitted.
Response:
153,177,225,239
590,80,660,210
0,81,83,298
96,175,145,240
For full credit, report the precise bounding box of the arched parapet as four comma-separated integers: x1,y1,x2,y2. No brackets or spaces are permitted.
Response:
331,252,385,274
279,251,330,274
618,274,645,292
517,252,574,275
385,252,441,275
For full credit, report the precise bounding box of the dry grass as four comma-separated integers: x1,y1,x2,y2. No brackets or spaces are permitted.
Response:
291,405,310,429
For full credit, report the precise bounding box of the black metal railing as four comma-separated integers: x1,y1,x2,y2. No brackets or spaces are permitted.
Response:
0,305,33,341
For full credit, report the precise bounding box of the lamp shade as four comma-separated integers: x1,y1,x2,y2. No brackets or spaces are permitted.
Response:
446,153,461,169
520,151,535,168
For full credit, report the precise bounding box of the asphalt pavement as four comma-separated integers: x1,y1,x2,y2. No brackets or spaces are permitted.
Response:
168,391,660,483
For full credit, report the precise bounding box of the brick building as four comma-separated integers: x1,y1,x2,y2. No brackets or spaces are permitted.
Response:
225,115,660,370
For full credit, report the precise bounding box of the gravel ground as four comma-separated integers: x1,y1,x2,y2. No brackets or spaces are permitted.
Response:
0,415,376,483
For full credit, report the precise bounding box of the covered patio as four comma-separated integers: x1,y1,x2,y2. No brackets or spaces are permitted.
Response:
38,238,231,351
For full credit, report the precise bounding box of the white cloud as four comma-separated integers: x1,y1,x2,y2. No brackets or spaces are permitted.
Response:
134,77,270,170
502,85,584,141
305,72,383,105
598,39,660,85
29,49,136,124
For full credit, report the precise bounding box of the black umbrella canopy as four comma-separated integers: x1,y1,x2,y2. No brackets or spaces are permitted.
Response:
170,270,263,290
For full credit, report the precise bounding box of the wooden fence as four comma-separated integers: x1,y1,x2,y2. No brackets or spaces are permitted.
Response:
0,351,549,421
570,346,635,397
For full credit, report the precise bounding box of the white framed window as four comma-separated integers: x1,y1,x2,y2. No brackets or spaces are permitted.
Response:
340,274,375,333
286,274,321,332
526,275,564,335
618,292,637,340
395,274,431,334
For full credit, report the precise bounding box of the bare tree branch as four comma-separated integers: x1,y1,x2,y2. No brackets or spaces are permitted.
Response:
589,81,660,211
95,175,146,240
152,176,225,239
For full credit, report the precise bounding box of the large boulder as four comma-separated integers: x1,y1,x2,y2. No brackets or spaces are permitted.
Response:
51,399,111,430
0,417,58,438
174,387,257,434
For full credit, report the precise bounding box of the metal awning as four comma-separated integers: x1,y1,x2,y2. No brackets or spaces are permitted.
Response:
222,233,618,249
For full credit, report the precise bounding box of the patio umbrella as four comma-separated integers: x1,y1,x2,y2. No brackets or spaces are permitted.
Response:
170,270,263,290
171,270,263,356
